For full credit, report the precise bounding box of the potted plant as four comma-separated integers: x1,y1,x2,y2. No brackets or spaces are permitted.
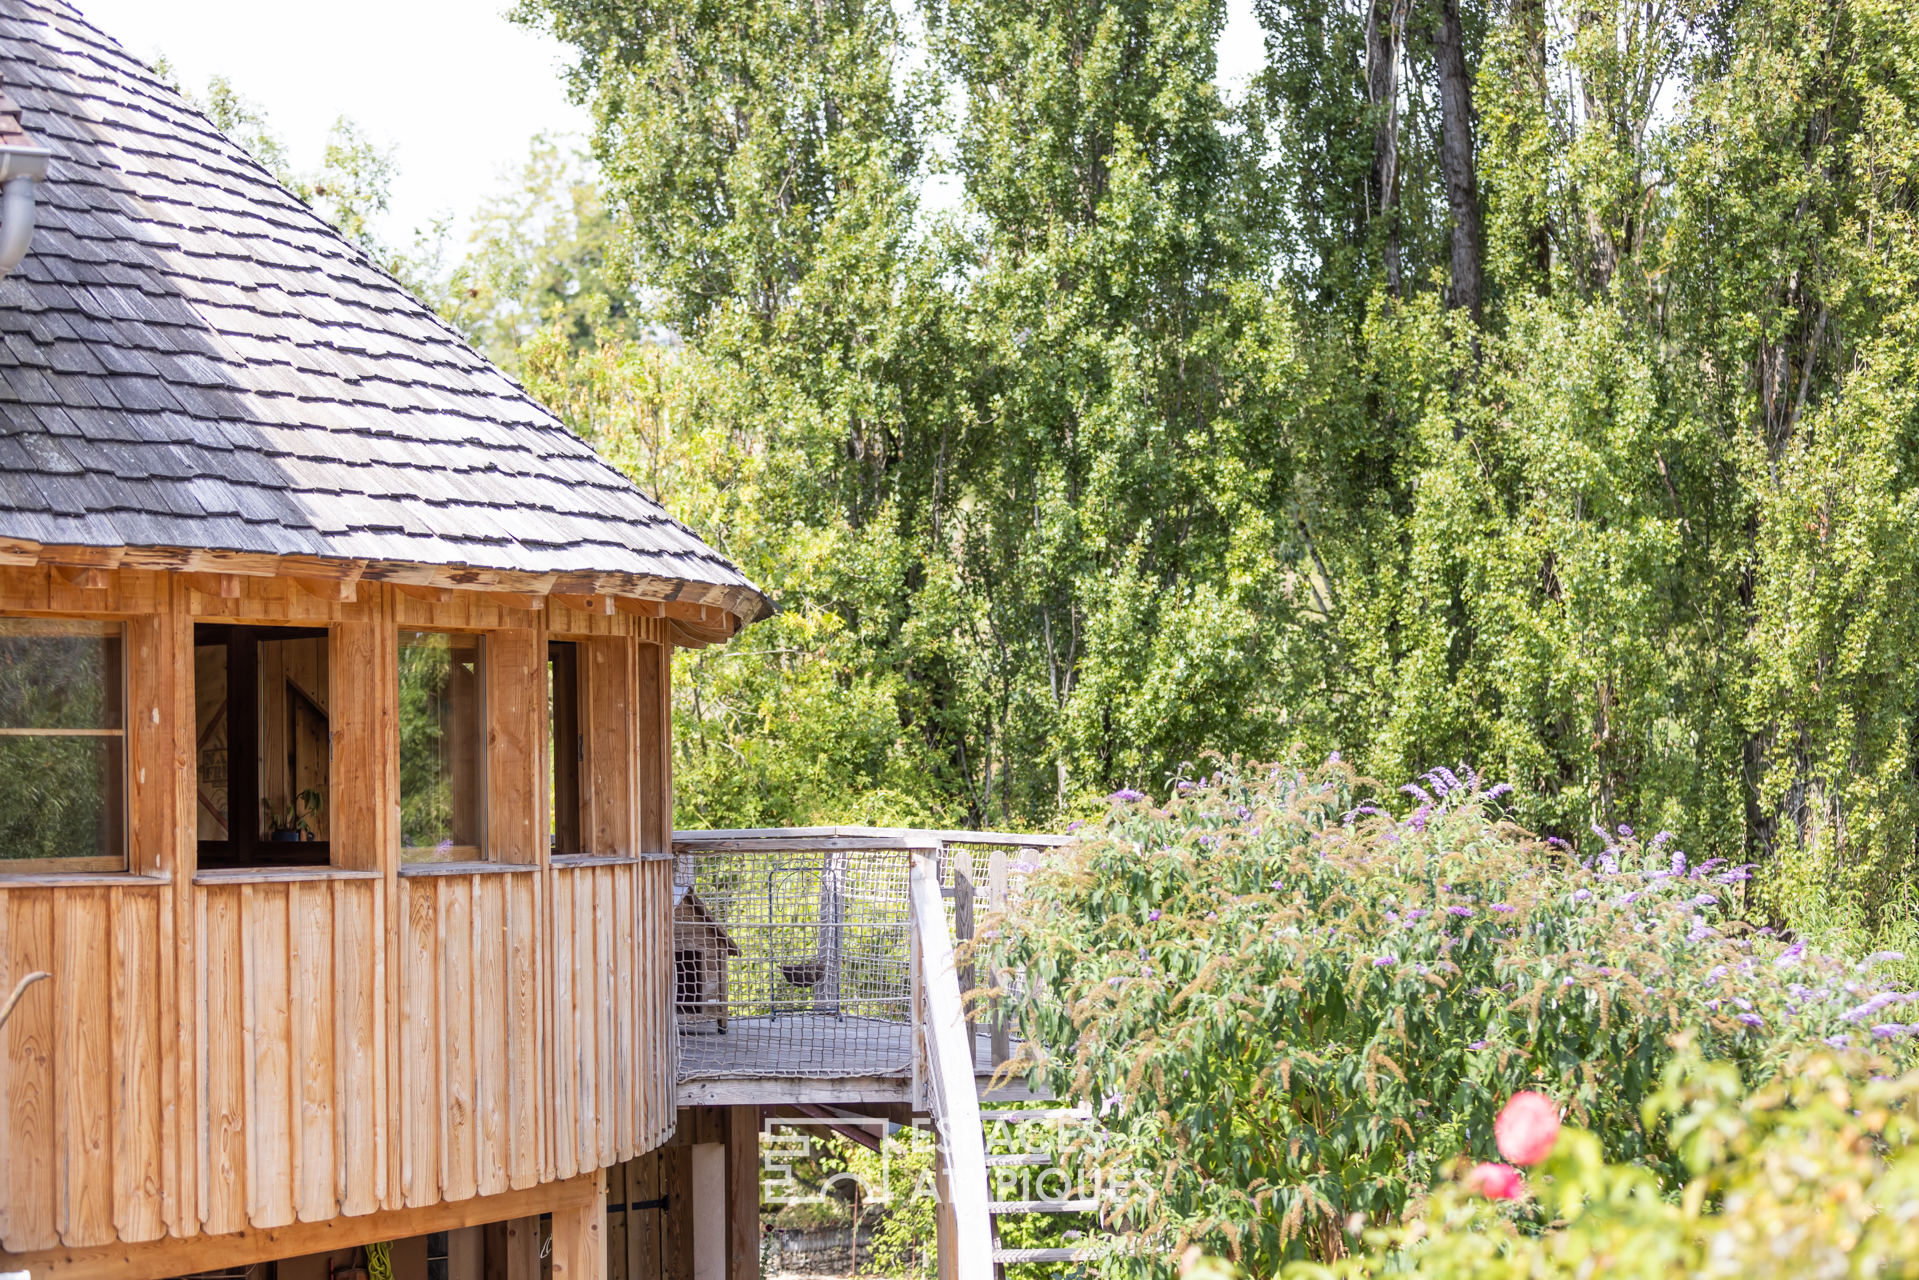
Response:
265,788,324,842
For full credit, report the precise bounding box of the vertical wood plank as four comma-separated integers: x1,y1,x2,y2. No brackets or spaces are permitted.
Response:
606,1160,628,1280
726,1109,758,1280
486,628,542,864
202,886,248,1235
508,872,539,1190
551,869,578,1180
632,1155,660,1280
477,872,508,1197
111,886,165,1241
3,889,56,1251
405,876,442,1207
573,869,600,1175
634,643,665,857
444,876,478,1202
594,867,616,1170
613,867,635,1159
662,1147,692,1280
245,884,295,1229
336,877,380,1217
161,599,197,1239
56,889,114,1247
292,880,338,1221
584,638,633,857
551,1168,607,1280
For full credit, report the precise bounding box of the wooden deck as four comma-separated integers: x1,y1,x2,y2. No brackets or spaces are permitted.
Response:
675,1014,1045,1106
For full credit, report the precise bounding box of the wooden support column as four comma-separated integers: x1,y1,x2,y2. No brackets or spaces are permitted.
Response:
725,1109,758,1280
550,1168,607,1280
485,1218,541,1280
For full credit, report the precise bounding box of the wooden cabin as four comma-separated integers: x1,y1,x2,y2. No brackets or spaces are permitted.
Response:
0,4,767,1279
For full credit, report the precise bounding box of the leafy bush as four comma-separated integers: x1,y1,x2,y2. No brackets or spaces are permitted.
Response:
987,760,1919,1272
1270,1047,1919,1279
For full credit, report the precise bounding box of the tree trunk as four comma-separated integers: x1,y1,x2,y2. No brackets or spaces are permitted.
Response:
1432,0,1483,322
1366,0,1406,297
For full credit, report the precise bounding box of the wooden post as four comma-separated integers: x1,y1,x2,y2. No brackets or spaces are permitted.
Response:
988,850,1010,1068
551,1168,607,1280
485,1217,542,1280
725,1108,758,1280
933,1152,957,1280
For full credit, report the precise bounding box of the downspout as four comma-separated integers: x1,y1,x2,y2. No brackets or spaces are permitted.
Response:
0,141,48,279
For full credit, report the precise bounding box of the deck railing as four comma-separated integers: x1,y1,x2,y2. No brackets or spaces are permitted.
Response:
666,827,1063,1091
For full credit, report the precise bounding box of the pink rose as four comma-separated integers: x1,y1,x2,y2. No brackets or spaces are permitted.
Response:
1464,1161,1523,1200
1495,1091,1561,1166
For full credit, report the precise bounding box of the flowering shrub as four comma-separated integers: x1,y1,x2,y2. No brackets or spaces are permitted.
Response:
986,760,1919,1272
1274,1047,1919,1279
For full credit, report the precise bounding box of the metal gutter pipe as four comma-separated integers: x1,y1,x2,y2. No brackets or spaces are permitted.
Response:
0,143,50,279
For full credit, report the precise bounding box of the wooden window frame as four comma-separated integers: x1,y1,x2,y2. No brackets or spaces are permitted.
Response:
0,613,130,874
193,621,335,871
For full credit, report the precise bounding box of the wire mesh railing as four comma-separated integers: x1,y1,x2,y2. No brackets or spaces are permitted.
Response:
670,828,1063,1083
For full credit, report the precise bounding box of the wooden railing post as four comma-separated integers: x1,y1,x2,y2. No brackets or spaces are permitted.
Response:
908,849,993,1280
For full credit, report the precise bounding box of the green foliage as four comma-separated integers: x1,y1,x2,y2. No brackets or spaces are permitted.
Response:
1271,1048,1919,1278
987,760,1919,1271
496,0,1919,959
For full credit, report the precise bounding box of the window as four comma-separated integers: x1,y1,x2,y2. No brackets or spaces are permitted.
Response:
0,618,125,872
195,624,332,869
548,640,582,854
398,630,485,862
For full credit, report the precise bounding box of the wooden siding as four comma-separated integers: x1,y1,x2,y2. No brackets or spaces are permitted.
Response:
0,574,683,1256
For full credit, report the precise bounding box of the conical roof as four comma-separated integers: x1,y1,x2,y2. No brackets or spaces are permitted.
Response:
0,0,768,620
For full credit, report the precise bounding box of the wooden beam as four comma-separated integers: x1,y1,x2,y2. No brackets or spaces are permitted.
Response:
392,583,454,604
551,594,615,616
0,1174,604,1280
483,591,544,611
549,1168,606,1280
726,1108,759,1280
612,597,665,619
179,572,243,598
292,576,358,603
49,564,110,589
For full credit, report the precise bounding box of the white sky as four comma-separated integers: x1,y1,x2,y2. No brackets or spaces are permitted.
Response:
72,0,1267,253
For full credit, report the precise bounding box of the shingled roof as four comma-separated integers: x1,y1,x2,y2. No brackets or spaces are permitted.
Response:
0,0,770,621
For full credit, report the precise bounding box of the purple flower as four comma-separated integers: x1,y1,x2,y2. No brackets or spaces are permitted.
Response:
1618,824,1634,837
1406,909,1428,921
1448,906,1473,917
1774,942,1806,968
1483,782,1513,800
1692,894,1718,907
1328,750,1342,764
1825,1034,1852,1049
1872,1023,1910,1039
1373,954,1397,967
1401,783,1436,804
1669,849,1687,876
1861,951,1907,970
1468,1040,1490,1050
1561,976,1575,987
1708,965,1729,981
1408,805,1432,832
1599,854,1619,875
1147,910,1161,923
1490,904,1515,914
1738,1013,1764,1028
1109,788,1146,803
1688,919,1717,942
1617,892,1642,905
1011,860,1038,874
1204,912,1218,922
1065,820,1084,833
1571,889,1592,902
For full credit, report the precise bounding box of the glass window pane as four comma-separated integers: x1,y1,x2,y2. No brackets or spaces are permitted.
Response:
549,641,582,855
0,618,126,870
194,642,229,840
258,636,330,843
399,630,485,861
